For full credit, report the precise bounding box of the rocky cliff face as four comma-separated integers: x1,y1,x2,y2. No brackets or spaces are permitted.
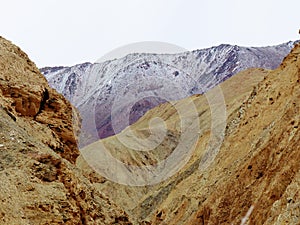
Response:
78,43,300,224
41,41,296,146
0,38,80,163
0,37,132,224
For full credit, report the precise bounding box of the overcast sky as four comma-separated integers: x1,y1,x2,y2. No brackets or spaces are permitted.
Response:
1,0,299,67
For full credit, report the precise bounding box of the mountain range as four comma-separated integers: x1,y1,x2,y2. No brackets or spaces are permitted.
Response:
41,41,296,146
1,36,299,224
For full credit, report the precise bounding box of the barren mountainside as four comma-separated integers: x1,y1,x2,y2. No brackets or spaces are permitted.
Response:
1,35,299,224
41,41,296,146
78,43,300,224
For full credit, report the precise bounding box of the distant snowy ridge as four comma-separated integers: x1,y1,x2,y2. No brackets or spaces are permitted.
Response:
41,41,297,146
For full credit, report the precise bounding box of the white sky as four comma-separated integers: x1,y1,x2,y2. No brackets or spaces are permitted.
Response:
1,0,299,67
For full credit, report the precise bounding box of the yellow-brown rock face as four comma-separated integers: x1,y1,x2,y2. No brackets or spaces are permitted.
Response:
0,36,80,163
0,37,132,225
